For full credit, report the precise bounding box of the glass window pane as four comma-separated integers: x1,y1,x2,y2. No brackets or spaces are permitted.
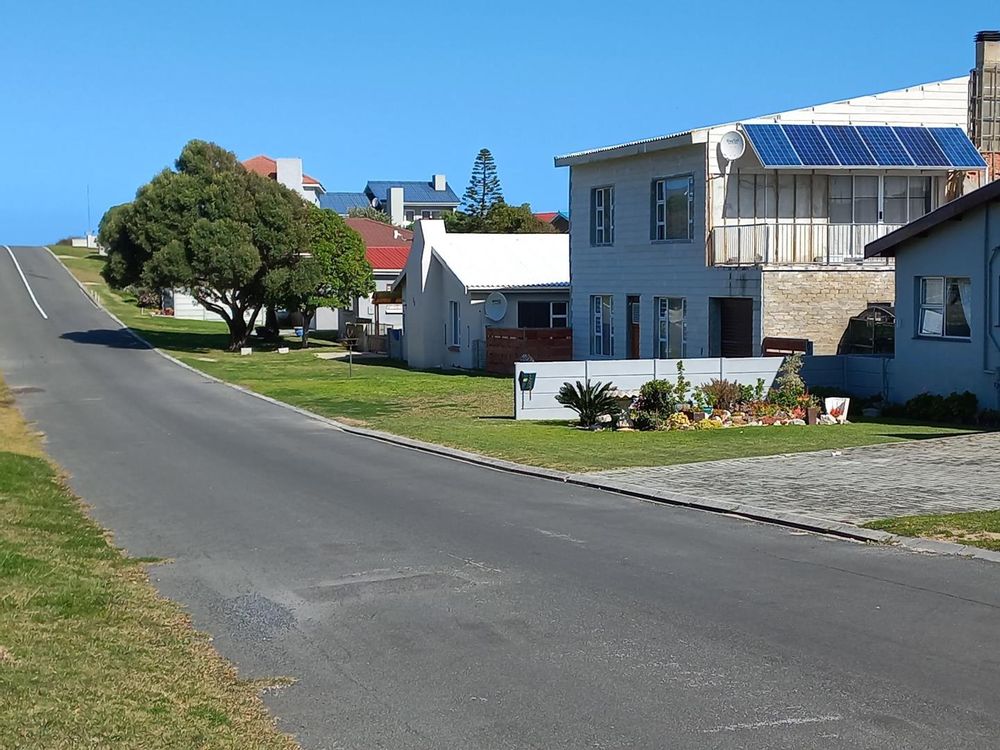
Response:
854,176,879,223
794,175,811,218
738,174,755,219
946,279,971,337
666,178,691,239
883,176,908,224
920,308,944,336
811,175,828,219
667,298,684,358
922,277,944,305
777,174,795,219
909,176,932,220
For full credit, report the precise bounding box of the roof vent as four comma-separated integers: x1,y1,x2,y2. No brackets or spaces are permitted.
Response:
975,30,1000,42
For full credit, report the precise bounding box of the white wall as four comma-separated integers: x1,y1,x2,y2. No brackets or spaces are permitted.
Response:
514,357,783,420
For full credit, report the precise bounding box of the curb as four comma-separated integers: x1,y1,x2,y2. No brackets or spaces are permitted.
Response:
46,247,1000,565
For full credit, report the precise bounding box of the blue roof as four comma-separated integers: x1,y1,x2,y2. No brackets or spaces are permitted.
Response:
365,180,460,205
319,192,371,214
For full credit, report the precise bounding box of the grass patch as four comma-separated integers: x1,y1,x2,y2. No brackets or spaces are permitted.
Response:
49,245,978,472
865,511,1000,552
0,377,296,749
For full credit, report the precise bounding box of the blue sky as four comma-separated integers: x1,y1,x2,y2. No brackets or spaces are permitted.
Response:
0,0,997,243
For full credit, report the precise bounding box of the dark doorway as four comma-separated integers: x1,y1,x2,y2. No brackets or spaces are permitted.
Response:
718,298,754,357
626,295,640,359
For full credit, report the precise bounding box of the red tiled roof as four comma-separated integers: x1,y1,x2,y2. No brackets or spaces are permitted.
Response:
534,212,560,223
344,217,413,247
365,246,409,271
242,155,321,187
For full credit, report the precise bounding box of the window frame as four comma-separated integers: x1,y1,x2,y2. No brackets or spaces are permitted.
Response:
516,300,568,329
652,174,695,242
917,276,971,340
830,175,937,225
590,294,614,356
654,296,686,359
449,300,461,347
591,186,615,246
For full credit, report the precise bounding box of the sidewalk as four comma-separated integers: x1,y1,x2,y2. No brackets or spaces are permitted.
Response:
588,431,1000,525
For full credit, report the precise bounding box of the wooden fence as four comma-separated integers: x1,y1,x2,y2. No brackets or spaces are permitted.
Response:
485,328,573,375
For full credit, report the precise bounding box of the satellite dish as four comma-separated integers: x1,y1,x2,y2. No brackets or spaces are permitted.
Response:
484,291,508,322
719,130,747,162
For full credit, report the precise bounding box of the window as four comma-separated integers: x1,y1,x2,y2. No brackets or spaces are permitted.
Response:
517,301,568,328
831,175,936,225
421,210,432,220
405,209,415,222
591,187,614,246
449,301,460,346
652,175,695,241
654,297,685,358
590,295,614,356
918,277,971,339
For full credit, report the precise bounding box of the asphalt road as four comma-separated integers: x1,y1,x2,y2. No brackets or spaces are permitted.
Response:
3,245,1000,749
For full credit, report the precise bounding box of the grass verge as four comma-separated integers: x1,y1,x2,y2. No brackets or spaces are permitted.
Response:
0,377,297,749
51,245,977,473
864,511,1000,552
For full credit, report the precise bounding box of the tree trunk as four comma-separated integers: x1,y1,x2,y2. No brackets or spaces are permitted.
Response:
227,315,250,352
301,309,314,349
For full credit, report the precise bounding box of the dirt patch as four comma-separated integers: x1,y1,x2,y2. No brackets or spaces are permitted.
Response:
930,529,1000,543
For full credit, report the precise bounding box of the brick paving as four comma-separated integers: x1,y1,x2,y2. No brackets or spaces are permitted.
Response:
588,432,1000,524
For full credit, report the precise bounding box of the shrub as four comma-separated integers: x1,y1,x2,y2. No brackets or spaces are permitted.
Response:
632,411,664,431
556,380,618,427
693,418,722,430
768,353,806,411
666,412,691,430
636,379,678,417
698,378,742,411
903,391,978,424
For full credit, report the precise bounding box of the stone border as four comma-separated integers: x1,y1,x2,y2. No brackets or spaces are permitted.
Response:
47,247,1000,566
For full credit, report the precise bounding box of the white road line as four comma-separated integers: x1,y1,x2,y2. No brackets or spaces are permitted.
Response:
4,245,48,320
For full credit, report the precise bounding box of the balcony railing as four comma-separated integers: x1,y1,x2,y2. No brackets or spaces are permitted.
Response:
710,223,902,266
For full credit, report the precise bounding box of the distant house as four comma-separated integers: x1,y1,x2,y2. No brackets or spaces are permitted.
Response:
554,34,997,360
319,192,373,216
242,155,325,205
395,220,570,370
534,211,570,233
319,218,412,336
865,178,1000,408
365,176,459,226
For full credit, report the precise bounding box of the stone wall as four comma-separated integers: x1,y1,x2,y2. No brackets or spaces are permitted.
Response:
761,267,895,355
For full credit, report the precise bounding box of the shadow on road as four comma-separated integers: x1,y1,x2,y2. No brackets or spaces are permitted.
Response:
61,329,151,350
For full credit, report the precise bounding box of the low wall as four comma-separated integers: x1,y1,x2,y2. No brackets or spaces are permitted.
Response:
514,357,783,420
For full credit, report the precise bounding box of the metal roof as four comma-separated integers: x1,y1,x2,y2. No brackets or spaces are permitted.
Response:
365,180,460,205
318,192,371,214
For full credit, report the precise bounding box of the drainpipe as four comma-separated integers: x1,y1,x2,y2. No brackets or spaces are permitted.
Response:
981,204,1000,407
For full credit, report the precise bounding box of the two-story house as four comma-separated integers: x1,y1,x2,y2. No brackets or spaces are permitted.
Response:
555,62,991,360
319,175,459,227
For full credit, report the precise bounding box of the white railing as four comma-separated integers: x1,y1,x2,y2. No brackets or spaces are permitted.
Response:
710,223,902,266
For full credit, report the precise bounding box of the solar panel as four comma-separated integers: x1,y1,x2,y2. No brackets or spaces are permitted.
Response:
819,125,876,166
855,126,913,166
782,125,839,165
743,124,801,167
893,127,950,167
929,127,988,168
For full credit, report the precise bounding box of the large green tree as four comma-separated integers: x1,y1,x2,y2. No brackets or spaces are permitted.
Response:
99,140,314,351
460,148,503,218
443,202,554,234
270,206,375,347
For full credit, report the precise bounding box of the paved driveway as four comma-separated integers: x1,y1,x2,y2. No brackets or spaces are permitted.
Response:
590,431,1000,524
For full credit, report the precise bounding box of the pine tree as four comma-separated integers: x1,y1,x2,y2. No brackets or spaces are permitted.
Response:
461,148,503,218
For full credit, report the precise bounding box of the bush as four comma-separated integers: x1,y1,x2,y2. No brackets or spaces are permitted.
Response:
902,391,978,424
556,380,617,427
768,353,806,411
632,411,664,431
666,412,690,430
636,379,678,417
698,378,742,411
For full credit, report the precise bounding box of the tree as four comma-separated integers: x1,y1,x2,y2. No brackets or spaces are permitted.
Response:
461,148,503,218
99,139,312,351
443,202,554,234
271,206,375,347
347,205,394,225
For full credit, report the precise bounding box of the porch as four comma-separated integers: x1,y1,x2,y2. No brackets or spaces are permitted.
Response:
711,223,901,266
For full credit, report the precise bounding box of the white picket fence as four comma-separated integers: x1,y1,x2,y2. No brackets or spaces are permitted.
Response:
513,357,784,420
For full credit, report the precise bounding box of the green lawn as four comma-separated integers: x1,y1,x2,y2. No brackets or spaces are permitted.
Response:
0,378,297,748
49,245,977,472
865,511,1000,552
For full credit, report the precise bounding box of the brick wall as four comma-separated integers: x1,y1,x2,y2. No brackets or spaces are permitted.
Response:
761,267,895,355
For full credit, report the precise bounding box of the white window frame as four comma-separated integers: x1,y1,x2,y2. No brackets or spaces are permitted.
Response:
830,175,937,225
590,294,614,356
918,276,971,340
550,301,568,328
654,297,686,358
592,186,614,246
449,300,460,347
653,175,695,242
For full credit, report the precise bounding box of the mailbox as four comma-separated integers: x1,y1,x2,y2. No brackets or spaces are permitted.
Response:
518,371,536,392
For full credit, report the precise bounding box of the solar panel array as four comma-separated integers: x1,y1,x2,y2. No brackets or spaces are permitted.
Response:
742,124,986,170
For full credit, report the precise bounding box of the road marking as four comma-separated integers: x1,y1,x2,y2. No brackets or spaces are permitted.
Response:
702,715,843,733
534,528,587,544
4,245,48,320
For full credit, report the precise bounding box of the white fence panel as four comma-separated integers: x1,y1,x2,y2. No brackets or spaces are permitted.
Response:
514,357,784,421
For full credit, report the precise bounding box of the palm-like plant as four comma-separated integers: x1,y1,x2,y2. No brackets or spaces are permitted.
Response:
556,380,617,427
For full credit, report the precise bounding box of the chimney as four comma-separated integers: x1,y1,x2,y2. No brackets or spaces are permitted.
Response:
970,30,1000,180
275,157,315,202
432,174,447,192
388,186,406,226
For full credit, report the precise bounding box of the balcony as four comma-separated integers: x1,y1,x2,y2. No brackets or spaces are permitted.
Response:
710,223,902,266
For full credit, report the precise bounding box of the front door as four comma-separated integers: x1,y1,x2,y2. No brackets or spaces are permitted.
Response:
719,298,754,357
627,295,640,359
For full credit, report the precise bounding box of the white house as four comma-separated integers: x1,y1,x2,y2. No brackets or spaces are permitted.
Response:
555,36,995,360
242,155,325,205
395,220,570,370
866,178,1000,410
